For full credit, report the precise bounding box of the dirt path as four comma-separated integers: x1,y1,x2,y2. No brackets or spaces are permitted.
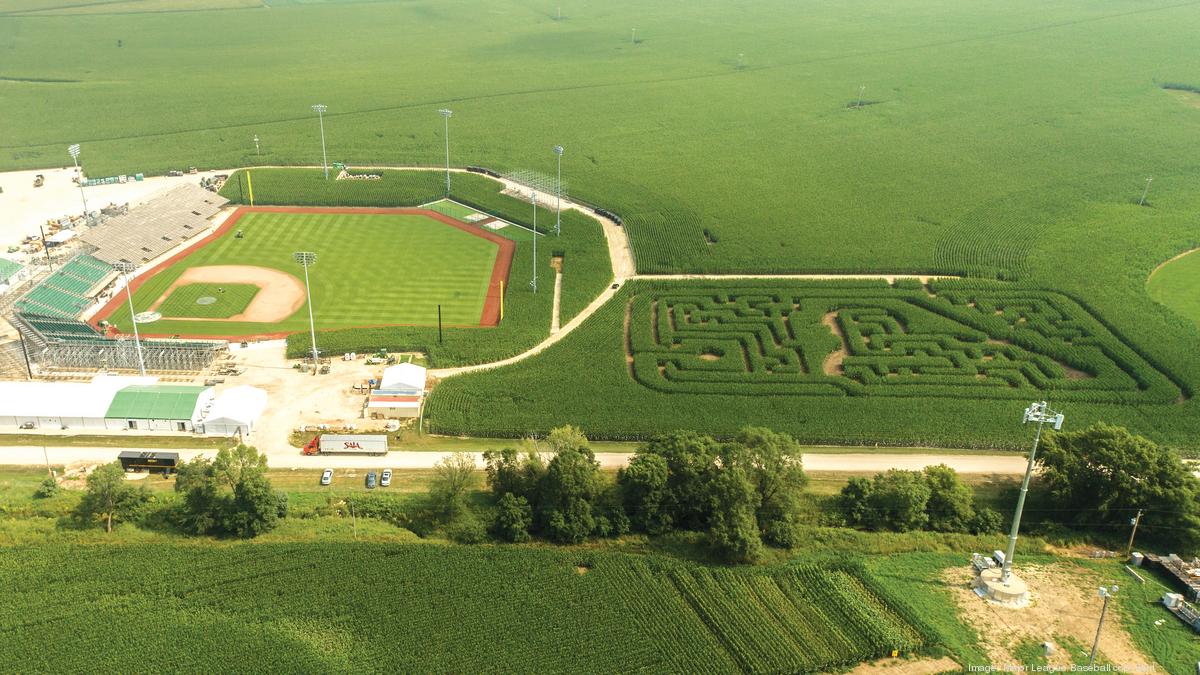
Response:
149,264,306,323
550,269,563,333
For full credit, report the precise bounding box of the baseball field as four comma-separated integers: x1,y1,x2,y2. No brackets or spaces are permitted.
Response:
96,207,513,339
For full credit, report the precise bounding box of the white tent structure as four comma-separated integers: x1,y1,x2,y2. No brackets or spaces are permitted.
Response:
379,363,427,393
200,386,268,437
0,374,155,430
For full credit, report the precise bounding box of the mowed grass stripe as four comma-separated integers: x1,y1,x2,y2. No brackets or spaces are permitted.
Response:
157,283,259,319
106,211,499,335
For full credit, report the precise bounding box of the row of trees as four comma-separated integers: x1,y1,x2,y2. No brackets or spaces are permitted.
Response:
69,445,286,538
836,465,1002,534
475,426,807,562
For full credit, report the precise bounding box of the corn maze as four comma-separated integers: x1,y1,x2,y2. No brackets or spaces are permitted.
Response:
627,281,1181,404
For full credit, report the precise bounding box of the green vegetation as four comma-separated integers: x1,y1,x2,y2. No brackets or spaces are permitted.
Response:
104,209,500,336
427,279,1200,449
1106,559,1200,674
156,282,259,319
423,198,484,222
0,543,935,672
0,433,234,450
1148,250,1200,329
837,465,1002,535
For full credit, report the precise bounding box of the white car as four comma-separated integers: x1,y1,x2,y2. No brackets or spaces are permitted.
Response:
320,469,333,486
380,469,392,488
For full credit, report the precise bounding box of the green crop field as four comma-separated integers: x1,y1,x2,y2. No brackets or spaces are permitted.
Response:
1148,251,1200,330
156,282,259,319
5,0,1200,445
0,543,934,672
101,209,502,337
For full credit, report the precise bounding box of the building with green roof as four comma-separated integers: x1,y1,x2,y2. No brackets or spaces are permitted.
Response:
104,384,214,432
0,257,25,288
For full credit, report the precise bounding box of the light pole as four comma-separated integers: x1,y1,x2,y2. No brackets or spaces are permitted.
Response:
1001,401,1064,582
253,134,260,155
438,109,453,195
1139,177,1153,206
112,262,146,376
530,192,538,292
293,252,320,368
312,104,329,179
856,85,866,109
1125,509,1144,556
1088,585,1118,668
67,144,89,223
553,145,564,236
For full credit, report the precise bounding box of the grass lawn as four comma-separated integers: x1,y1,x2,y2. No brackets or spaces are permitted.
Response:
1148,249,1200,329
103,210,501,336
156,282,259,319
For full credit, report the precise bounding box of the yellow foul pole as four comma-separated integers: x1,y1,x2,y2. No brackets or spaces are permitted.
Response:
499,280,504,321
246,170,255,206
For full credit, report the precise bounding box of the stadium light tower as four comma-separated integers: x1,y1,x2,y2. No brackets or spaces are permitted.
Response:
1001,401,1064,582
67,144,89,222
112,262,146,377
1139,176,1153,206
311,104,329,179
253,134,260,155
293,252,320,367
438,109,453,195
553,145,564,236
530,192,538,293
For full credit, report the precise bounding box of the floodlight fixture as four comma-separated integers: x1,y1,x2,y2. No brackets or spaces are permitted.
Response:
293,252,320,366
1002,401,1064,582
312,104,329,179
112,261,146,376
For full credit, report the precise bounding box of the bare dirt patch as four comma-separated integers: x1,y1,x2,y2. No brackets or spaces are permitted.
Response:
822,311,848,375
944,563,1154,671
149,265,306,323
846,656,961,675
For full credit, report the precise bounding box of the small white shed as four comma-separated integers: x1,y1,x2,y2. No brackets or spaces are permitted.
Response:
201,386,268,437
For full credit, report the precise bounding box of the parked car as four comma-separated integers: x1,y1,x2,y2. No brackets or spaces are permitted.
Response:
320,469,333,486
365,471,377,489
380,469,392,487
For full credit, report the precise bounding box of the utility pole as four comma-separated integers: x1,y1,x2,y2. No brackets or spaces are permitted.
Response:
1125,509,1144,556
312,104,329,179
38,225,54,272
1002,401,1064,582
1089,585,1118,668
1139,177,1153,206
438,109,453,195
631,28,637,44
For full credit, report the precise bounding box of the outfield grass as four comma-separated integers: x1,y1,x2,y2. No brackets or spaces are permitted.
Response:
423,198,484,222
103,210,501,336
1148,250,1200,329
156,282,259,319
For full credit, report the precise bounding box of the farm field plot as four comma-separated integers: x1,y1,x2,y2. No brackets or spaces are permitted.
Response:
1148,250,1200,330
0,544,934,672
427,279,1200,449
98,208,510,338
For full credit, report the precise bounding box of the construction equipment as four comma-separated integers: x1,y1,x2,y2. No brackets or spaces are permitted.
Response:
33,174,44,188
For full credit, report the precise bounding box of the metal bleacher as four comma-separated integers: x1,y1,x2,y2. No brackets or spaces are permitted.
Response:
13,254,114,319
13,312,226,373
81,183,227,266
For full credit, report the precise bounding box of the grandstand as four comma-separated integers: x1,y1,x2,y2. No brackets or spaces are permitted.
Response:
81,183,228,266
13,254,114,319
13,312,224,373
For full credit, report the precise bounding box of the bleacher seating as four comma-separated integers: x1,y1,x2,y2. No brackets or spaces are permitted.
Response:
12,254,115,320
82,183,227,266
16,313,102,340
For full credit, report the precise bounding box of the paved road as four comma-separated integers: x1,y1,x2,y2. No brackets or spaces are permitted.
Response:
0,445,1029,473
